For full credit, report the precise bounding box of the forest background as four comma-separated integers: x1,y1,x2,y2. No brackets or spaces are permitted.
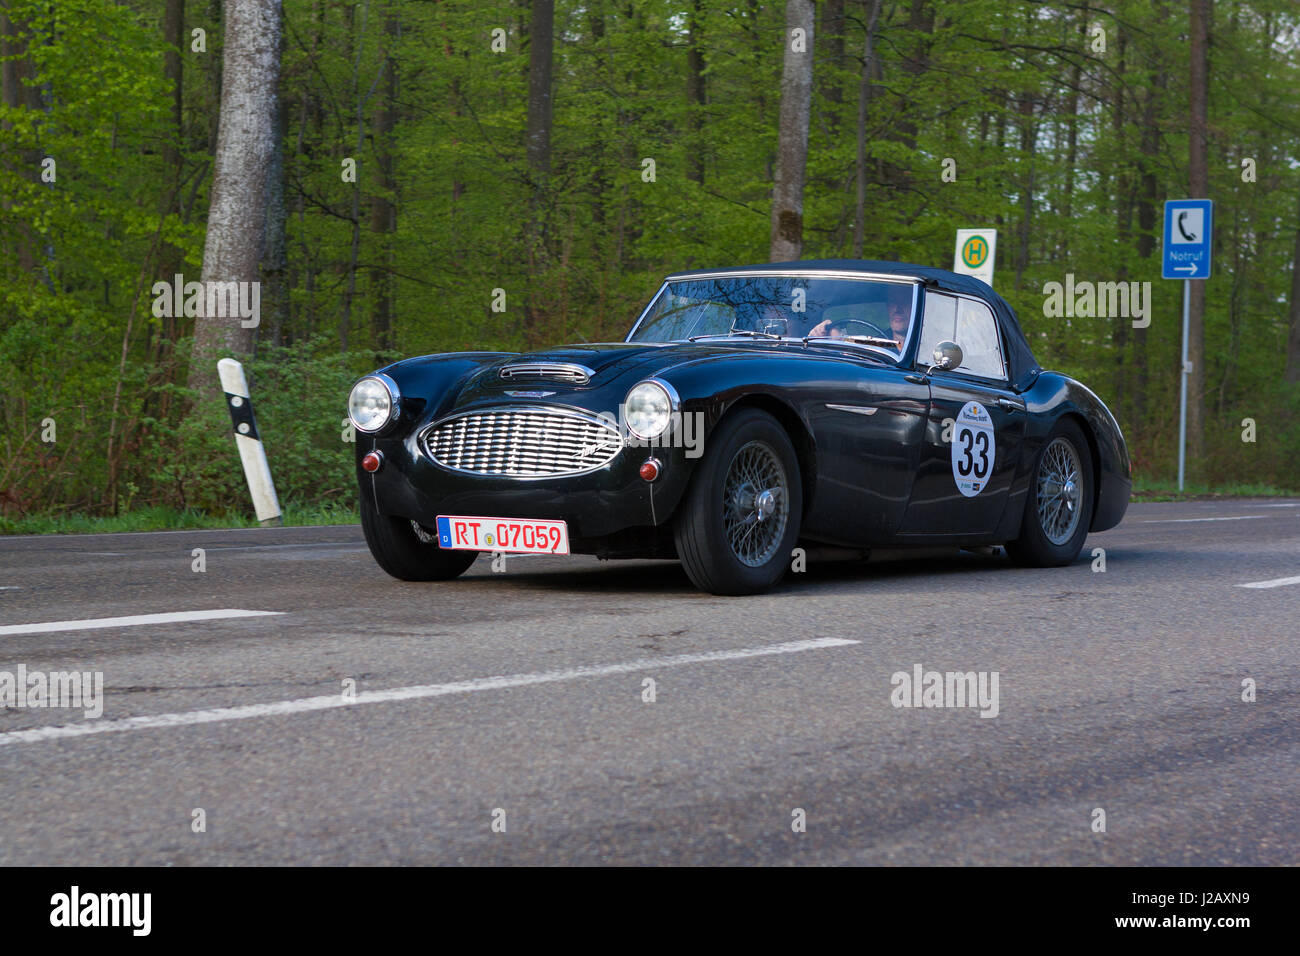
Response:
2,0,1297,530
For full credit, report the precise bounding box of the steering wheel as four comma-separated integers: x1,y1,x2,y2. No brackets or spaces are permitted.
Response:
836,318,892,340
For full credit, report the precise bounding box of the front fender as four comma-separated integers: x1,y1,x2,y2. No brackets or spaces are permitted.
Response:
1020,372,1131,532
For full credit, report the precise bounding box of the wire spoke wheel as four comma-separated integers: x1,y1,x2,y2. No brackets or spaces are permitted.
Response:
720,440,789,567
1035,436,1083,546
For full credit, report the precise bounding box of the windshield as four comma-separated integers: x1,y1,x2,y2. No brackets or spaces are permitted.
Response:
627,274,918,357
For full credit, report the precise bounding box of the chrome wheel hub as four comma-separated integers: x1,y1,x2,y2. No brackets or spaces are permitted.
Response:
1036,438,1083,546
722,441,789,568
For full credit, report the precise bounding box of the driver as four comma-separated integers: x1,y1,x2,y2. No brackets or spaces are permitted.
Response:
885,287,912,347
805,285,912,347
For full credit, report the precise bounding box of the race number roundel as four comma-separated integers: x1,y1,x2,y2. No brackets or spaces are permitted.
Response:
951,401,995,497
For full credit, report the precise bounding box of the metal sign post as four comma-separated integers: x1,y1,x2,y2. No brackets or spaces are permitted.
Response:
1161,199,1213,491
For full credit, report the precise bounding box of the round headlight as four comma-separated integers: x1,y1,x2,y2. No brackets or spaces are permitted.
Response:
348,375,397,433
625,380,674,440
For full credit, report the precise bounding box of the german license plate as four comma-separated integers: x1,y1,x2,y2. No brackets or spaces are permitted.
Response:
435,515,570,554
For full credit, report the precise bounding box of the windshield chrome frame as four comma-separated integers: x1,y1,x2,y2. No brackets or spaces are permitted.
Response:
625,270,922,364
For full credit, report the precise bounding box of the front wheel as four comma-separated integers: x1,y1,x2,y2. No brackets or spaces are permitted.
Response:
1006,419,1094,567
359,491,478,581
674,408,802,595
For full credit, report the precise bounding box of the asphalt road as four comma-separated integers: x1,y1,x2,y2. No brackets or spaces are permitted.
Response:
0,498,1296,865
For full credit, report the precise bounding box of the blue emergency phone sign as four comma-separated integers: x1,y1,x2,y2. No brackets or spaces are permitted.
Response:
1162,199,1213,279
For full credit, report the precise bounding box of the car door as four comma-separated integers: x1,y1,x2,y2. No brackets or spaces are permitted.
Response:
897,290,1026,538
802,360,931,543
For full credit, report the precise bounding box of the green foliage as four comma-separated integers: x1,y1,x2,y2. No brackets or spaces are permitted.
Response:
0,501,359,536
2,0,1300,524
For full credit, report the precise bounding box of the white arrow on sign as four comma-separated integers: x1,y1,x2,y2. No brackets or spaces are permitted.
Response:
1174,265,1197,273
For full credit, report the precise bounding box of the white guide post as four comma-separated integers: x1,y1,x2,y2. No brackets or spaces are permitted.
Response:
217,358,282,525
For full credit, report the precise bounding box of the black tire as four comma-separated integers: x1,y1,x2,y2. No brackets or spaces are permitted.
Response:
1006,418,1095,567
359,491,478,581
674,408,802,595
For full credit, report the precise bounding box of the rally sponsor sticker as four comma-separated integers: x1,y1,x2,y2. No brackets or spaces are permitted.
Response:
951,401,995,497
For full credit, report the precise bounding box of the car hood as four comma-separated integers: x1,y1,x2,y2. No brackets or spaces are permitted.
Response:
411,339,871,421
452,341,752,402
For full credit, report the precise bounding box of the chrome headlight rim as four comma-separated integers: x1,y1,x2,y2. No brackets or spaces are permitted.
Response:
348,372,401,434
624,377,679,441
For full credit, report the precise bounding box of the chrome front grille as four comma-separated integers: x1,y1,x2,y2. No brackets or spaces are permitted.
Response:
422,408,622,477
498,362,594,385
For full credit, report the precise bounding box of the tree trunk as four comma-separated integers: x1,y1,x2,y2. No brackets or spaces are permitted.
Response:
0,7,42,272
1133,72,1162,434
188,0,281,399
895,0,932,153
770,0,814,262
1111,29,1130,422
821,0,845,127
685,0,706,184
145,0,187,420
262,27,289,350
524,0,554,334
1058,16,1082,259
853,0,883,258
525,0,554,192
1014,92,1036,290
1285,188,1300,384
1186,0,1211,474
161,0,185,213
369,4,398,350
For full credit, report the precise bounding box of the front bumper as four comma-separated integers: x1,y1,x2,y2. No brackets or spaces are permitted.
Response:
357,422,695,541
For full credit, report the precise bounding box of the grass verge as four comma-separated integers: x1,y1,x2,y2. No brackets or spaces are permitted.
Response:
0,501,360,536
1130,477,1300,502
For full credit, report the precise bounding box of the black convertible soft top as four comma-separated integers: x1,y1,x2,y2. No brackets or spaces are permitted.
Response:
666,258,1041,388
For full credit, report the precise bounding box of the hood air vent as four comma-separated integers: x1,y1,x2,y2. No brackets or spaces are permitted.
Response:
498,362,594,385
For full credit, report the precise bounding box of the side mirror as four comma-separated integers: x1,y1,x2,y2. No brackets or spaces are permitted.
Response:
928,341,963,373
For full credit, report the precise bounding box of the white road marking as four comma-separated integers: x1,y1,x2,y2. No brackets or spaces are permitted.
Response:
1237,575,1300,589
1139,515,1267,524
0,637,859,747
0,608,283,636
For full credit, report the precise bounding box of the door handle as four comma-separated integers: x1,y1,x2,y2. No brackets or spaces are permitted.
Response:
997,397,1024,411
904,373,926,384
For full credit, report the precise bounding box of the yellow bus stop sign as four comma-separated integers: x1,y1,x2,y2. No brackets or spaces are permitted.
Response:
953,229,997,285
961,235,989,268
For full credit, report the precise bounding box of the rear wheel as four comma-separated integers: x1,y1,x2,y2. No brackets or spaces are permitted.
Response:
1006,419,1094,567
674,408,802,595
359,491,477,581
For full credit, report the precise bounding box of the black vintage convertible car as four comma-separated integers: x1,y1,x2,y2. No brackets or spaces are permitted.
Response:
348,260,1130,594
